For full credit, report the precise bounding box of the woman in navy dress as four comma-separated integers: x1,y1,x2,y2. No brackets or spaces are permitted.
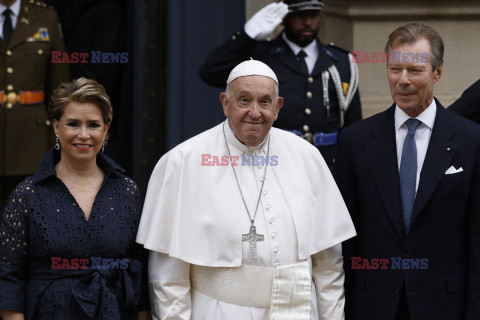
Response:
0,78,150,319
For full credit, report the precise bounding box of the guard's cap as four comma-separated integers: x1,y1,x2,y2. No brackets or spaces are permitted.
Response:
227,59,278,84
283,0,324,12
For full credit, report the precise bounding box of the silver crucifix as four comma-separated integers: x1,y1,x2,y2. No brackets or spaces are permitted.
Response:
242,225,264,259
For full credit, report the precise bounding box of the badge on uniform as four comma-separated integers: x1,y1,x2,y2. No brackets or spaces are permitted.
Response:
26,27,50,42
270,45,285,55
342,82,349,96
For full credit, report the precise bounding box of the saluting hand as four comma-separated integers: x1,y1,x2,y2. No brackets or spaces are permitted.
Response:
244,2,289,41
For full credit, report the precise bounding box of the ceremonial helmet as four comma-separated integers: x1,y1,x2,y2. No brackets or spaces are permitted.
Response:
282,0,324,11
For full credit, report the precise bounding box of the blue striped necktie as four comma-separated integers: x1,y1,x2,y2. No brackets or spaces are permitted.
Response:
400,118,421,235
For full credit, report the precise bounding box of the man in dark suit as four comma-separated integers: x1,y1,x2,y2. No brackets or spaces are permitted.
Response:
200,0,361,168
448,79,480,124
0,0,69,208
334,23,480,320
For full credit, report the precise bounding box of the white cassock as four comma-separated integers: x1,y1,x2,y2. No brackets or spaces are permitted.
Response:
136,120,356,320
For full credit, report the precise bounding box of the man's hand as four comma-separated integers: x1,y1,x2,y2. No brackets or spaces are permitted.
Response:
244,2,289,41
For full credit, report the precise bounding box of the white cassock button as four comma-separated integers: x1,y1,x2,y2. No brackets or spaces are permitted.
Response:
271,232,277,239
308,77,314,83
305,108,311,115
7,67,13,74
6,50,12,56
263,190,268,196
265,204,271,210
6,84,13,91
269,218,274,224
306,91,313,99
303,125,309,132
260,176,265,182
273,248,279,254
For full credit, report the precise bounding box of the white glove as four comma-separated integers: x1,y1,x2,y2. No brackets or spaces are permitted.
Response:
244,2,289,41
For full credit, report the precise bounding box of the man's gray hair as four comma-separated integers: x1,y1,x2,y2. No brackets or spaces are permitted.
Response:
384,23,444,71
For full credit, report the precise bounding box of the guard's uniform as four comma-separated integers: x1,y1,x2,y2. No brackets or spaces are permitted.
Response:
200,29,362,167
0,0,70,206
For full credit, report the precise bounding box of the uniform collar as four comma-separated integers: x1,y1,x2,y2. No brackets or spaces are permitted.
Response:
281,31,317,58
31,149,127,184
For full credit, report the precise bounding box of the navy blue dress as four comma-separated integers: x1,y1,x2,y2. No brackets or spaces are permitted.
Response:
0,149,149,319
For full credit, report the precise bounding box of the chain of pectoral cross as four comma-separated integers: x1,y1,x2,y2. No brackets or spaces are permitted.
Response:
223,122,270,259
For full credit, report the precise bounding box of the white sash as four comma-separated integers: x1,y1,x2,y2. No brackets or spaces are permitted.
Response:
190,260,312,320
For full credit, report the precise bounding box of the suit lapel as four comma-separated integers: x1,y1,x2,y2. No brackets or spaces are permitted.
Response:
411,101,455,224
8,0,37,49
366,105,406,238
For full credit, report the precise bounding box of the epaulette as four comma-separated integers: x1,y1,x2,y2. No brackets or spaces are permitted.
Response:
28,0,54,10
322,46,338,62
328,42,352,54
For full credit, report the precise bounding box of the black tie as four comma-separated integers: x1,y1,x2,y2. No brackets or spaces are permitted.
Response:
2,8,13,45
297,50,309,76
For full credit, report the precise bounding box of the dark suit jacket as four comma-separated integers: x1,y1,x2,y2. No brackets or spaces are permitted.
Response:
448,79,480,124
334,100,480,320
200,29,362,166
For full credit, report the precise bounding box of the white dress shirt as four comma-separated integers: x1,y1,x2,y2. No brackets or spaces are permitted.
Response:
0,0,20,40
395,99,437,192
282,32,318,75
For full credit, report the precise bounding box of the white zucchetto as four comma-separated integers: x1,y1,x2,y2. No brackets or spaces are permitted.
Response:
226,59,278,84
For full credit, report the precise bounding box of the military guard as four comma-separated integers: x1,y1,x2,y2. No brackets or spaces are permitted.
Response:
0,0,69,207
200,0,362,169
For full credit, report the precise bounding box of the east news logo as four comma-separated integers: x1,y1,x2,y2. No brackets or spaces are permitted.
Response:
51,51,128,64
351,257,428,270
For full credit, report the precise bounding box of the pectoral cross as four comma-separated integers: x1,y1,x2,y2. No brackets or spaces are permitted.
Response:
242,225,264,259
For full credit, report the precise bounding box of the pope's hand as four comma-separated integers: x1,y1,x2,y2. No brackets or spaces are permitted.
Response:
244,2,289,41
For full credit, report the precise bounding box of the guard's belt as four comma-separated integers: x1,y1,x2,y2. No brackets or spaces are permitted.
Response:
289,129,338,146
0,90,45,106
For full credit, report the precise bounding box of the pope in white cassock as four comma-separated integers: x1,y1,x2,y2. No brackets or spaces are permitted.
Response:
136,59,356,320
